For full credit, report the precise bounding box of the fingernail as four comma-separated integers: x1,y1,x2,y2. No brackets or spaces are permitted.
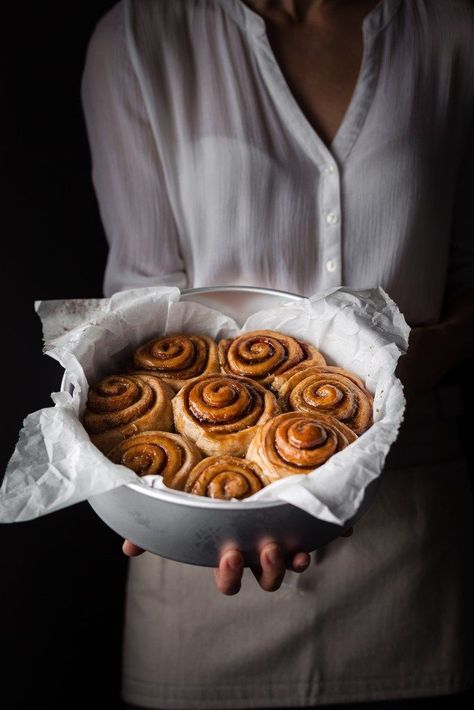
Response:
296,557,310,572
227,553,242,571
227,583,241,595
266,546,280,565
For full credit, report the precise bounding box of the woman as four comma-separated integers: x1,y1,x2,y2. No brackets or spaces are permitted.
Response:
82,1,474,708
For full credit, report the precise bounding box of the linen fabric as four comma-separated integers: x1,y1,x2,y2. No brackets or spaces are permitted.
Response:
81,1,474,707
82,0,474,325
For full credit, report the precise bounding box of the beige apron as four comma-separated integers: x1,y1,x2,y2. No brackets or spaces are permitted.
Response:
121,385,474,709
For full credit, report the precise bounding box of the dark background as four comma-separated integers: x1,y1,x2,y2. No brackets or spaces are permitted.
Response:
1,2,123,709
0,2,473,709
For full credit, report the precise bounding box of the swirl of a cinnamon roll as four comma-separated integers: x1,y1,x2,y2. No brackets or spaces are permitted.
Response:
274,365,373,435
246,411,357,482
130,334,219,391
183,455,270,499
107,431,202,490
83,374,174,454
172,373,281,456
218,329,326,386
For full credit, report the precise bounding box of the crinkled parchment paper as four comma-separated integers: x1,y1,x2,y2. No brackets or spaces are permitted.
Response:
0,285,409,525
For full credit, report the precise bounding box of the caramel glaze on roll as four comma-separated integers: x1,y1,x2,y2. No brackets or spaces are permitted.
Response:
246,411,357,483
274,365,373,436
182,455,271,500
107,431,202,491
83,374,174,455
129,333,220,392
172,373,281,457
218,329,326,386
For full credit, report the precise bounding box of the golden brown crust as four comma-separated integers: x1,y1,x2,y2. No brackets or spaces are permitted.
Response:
182,455,270,499
172,373,281,457
129,334,219,392
107,430,202,490
218,329,325,386
83,374,174,454
274,365,373,435
246,411,357,483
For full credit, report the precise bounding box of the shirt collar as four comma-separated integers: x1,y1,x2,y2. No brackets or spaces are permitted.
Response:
216,0,403,40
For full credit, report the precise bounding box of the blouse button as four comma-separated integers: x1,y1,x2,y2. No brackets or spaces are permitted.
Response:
325,212,339,225
326,259,337,272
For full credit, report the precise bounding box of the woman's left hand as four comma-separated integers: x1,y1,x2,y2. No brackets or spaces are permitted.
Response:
214,544,311,595
213,527,353,595
122,540,311,594
123,526,353,595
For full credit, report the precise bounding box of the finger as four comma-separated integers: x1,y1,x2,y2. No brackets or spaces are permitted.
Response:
340,526,354,538
214,549,244,596
289,551,311,573
122,539,145,556
256,543,286,592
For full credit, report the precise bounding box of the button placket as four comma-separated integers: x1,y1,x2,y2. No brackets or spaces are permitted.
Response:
320,161,342,285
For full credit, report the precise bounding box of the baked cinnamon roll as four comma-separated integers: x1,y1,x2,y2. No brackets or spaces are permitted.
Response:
130,334,219,391
107,431,202,490
274,365,373,435
172,373,281,457
246,411,357,482
218,329,325,386
83,374,174,454
181,455,270,499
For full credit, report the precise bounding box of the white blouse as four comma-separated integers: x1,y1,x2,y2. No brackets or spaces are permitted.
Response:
81,0,474,327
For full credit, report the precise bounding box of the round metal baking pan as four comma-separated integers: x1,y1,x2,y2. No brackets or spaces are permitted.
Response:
80,286,378,567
